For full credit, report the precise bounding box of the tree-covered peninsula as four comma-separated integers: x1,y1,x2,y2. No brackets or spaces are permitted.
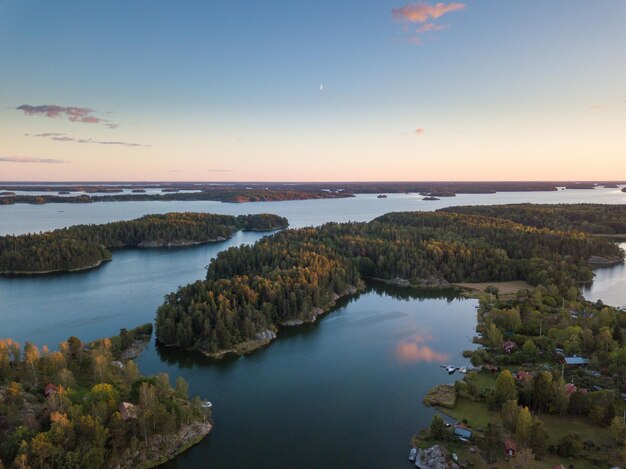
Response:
0,212,288,274
0,325,212,469
440,204,626,236
155,208,624,357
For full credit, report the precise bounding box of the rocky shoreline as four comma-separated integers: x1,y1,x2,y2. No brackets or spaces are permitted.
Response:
0,257,112,276
195,284,362,359
111,421,213,469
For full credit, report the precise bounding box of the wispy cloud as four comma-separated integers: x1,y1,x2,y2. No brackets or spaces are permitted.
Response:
395,334,449,363
207,169,233,172
17,104,119,128
415,128,425,136
76,138,149,148
0,155,67,164
392,2,465,44
392,2,465,22
415,22,446,33
28,132,149,148
589,104,605,110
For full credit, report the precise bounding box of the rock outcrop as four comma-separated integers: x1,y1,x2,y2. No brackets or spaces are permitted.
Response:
112,421,212,469
414,445,459,469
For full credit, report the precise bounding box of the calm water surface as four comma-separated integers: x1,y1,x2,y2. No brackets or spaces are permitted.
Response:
0,188,625,468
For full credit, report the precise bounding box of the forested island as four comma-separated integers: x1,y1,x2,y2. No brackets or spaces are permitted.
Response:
155,207,624,357
440,204,626,236
1,181,624,206
0,324,212,469
0,212,288,274
0,188,351,205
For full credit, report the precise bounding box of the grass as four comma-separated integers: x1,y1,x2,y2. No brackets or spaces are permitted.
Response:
435,396,624,468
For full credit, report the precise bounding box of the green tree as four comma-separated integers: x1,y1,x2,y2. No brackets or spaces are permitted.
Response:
430,414,447,440
494,370,518,409
500,399,520,432
515,406,533,447
610,416,626,444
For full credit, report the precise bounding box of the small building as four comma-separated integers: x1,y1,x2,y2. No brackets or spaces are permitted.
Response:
563,356,590,366
515,370,534,383
454,424,472,440
118,402,138,421
503,341,517,354
44,383,57,398
504,437,516,456
565,383,577,395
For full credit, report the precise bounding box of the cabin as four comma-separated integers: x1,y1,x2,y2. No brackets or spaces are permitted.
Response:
565,383,577,395
503,341,516,354
44,383,57,398
118,402,138,421
562,356,589,367
454,424,472,440
514,370,534,383
503,437,516,456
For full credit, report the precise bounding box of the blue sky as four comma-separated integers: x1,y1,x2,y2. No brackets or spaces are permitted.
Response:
1,0,625,181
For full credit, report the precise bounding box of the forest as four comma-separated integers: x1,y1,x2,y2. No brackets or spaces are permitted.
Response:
0,212,288,274
440,204,626,235
0,188,351,205
155,208,624,355
0,325,211,469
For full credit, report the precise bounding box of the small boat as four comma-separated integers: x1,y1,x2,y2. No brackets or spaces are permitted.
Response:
452,453,459,462
458,367,467,374
409,448,417,462
200,401,212,409
445,365,456,374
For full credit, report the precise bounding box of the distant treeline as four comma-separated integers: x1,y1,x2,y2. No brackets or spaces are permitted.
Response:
440,204,626,235
0,212,288,274
155,209,623,355
0,189,352,205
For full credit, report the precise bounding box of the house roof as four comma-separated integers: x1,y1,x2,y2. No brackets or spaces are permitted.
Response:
565,383,577,394
454,427,472,439
563,356,589,365
503,437,516,451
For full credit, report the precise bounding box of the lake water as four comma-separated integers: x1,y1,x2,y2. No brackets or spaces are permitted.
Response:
0,188,625,468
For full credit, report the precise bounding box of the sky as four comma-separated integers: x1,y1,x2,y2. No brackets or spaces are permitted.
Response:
0,0,625,182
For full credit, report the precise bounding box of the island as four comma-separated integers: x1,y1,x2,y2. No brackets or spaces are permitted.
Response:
155,207,624,359
0,212,288,275
0,324,212,469
422,196,440,201
439,203,626,236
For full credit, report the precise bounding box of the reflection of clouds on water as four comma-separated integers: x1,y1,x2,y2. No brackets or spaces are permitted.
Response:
395,334,449,363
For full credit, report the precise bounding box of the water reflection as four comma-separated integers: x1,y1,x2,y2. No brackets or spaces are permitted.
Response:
396,334,450,364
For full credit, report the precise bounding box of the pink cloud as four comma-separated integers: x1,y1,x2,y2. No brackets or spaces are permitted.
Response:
415,128,425,136
395,334,449,363
415,22,446,33
392,2,466,23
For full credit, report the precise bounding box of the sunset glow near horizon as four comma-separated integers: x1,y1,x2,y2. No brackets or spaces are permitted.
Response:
1,1,625,182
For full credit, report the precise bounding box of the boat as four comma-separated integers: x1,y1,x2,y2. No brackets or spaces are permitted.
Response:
409,448,417,462
445,365,456,374
200,401,212,409
458,367,467,374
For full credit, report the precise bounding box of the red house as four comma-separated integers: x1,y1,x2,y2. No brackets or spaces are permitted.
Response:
44,383,57,398
504,437,516,456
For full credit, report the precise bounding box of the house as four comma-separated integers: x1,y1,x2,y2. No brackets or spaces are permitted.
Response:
563,356,589,366
503,437,516,456
454,424,472,440
565,383,577,395
44,383,57,398
515,370,534,383
118,402,138,421
484,364,499,373
503,341,517,354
